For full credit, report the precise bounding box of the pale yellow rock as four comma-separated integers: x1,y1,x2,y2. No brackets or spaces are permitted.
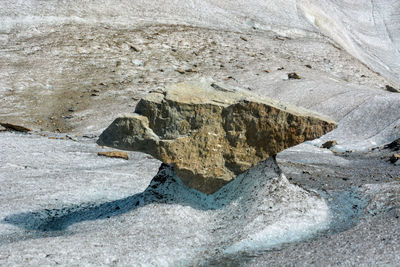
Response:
98,81,337,193
98,151,129,160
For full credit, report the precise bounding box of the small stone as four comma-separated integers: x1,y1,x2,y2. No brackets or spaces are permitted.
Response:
277,67,284,70
68,108,75,112
0,122,32,132
129,45,140,52
176,68,185,74
288,72,301,79
240,36,248,41
66,135,78,141
185,67,198,73
98,151,129,160
274,36,286,41
264,69,270,73
385,85,399,93
0,125,6,131
385,138,400,151
322,140,338,149
389,153,400,164
305,64,312,69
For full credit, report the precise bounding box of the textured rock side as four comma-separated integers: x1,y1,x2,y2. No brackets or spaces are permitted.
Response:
98,81,337,193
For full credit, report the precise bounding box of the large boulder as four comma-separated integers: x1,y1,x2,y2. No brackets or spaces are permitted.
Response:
97,81,337,193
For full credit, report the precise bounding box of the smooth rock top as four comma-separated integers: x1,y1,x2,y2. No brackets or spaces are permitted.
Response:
98,81,337,193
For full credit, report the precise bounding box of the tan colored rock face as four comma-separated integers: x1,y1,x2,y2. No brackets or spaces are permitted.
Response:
98,81,337,193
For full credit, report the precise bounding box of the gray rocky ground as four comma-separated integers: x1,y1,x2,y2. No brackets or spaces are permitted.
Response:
1,0,399,266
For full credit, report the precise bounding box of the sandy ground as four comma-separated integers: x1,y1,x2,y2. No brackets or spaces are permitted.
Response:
1,0,400,266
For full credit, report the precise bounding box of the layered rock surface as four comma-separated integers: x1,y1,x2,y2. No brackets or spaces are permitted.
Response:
98,81,337,193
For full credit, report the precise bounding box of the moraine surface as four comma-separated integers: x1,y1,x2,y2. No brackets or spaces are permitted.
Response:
1,0,400,266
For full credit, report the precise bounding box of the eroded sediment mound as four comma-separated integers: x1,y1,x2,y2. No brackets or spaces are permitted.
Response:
98,81,337,193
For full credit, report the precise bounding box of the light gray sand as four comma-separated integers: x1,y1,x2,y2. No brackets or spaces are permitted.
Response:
1,1,399,265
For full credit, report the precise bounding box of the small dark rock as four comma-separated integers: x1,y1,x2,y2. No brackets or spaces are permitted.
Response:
0,122,32,132
240,36,248,41
322,140,338,149
288,72,301,80
385,85,399,93
305,64,312,69
129,45,140,52
385,138,400,151
389,153,400,164
277,67,285,70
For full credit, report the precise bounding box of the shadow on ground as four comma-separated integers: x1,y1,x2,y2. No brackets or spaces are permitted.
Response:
2,164,214,232
2,162,366,249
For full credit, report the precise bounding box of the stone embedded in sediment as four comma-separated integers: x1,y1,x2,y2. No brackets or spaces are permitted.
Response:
97,81,337,194
98,151,129,160
0,122,32,132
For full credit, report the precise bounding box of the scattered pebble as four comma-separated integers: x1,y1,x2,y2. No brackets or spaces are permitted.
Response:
385,85,399,93
240,36,248,41
305,64,312,69
385,138,400,150
185,67,198,73
322,140,338,149
129,45,140,52
389,153,400,164
274,36,286,41
66,135,78,141
98,151,129,160
0,122,32,132
288,72,301,80
176,68,185,74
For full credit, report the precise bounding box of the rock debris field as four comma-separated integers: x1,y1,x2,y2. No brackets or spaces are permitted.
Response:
1,0,400,266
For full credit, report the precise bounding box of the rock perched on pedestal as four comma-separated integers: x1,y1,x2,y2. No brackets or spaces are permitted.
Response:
97,81,337,194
